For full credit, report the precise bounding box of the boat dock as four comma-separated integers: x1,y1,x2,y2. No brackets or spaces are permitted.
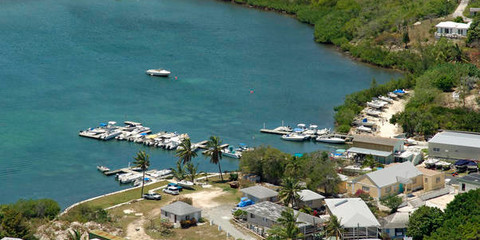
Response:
104,168,137,176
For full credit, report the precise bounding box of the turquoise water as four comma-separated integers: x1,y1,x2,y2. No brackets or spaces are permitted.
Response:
0,0,401,207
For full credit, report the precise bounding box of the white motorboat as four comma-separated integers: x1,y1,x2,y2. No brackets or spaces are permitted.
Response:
357,126,373,133
281,133,308,141
378,96,394,103
424,159,438,169
316,136,346,144
316,128,331,136
177,180,195,189
367,101,387,109
303,124,319,137
97,165,110,172
146,69,171,77
365,108,382,117
222,147,242,159
273,126,293,132
387,92,398,98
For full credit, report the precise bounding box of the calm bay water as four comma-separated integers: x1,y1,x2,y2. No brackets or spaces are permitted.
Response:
0,0,401,207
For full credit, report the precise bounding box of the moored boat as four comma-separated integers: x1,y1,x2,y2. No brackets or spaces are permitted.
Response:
97,165,110,172
316,136,346,144
281,133,308,141
145,68,171,77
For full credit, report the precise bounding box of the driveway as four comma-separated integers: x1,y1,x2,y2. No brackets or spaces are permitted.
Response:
452,0,472,22
203,205,258,240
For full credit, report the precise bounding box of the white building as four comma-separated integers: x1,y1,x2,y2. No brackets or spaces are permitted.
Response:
435,21,472,38
325,198,380,239
428,131,480,160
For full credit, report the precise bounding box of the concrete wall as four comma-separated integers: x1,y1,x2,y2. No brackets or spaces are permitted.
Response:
429,142,480,160
246,212,276,228
160,210,201,223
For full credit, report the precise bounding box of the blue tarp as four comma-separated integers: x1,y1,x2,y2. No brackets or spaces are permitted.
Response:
393,89,405,94
140,133,148,136
363,118,368,122
99,123,107,127
455,160,477,166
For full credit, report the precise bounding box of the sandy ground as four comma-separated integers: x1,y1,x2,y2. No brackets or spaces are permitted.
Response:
182,188,227,209
374,96,409,138
353,92,411,138
452,0,472,22
126,217,153,240
425,194,456,211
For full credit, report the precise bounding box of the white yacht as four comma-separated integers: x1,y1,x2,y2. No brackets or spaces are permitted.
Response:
316,136,346,144
145,69,171,77
387,92,398,99
281,133,308,141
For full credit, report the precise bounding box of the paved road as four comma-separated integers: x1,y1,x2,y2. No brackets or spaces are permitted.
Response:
453,0,472,22
203,205,257,240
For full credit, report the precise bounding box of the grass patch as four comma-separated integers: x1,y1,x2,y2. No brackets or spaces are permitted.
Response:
82,181,168,209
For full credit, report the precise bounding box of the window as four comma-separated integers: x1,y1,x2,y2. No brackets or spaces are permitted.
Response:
425,178,428,183
263,217,267,222
164,211,168,217
436,177,441,183
412,178,417,184
186,215,190,220
250,213,255,218
362,186,370,192
462,183,466,191
433,148,440,152
386,186,392,193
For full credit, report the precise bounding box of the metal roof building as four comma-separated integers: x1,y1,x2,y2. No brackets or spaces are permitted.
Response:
428,131,480,160
240,185,278,203
457,173,480,193
366,162,422,188
325,198,380,239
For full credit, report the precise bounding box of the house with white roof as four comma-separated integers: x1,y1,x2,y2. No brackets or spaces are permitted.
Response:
348,162,423,199
325,198,380,239
240,185,278,203
428,130,480,160
379,212,410,239
435,21,472,38
297,189,325,209
160,201,202,224
242,201,324,239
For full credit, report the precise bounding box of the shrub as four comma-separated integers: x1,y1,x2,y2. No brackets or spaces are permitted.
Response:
172,197,193,205
180,218,197,228
229,173,239,181
61,204,110,223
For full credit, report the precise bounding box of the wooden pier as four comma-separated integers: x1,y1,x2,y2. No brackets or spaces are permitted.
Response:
104,168,137,176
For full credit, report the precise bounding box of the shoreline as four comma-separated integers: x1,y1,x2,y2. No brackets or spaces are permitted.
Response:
217,0,406,74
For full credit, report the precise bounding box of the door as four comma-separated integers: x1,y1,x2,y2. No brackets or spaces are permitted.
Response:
399,184,404,193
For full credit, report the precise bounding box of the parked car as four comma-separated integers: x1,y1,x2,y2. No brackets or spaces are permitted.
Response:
163,186,180,195
168,182,183,191
143,193,162,200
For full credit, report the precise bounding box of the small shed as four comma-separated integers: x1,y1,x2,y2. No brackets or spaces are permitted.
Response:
297,189,325,209
240,185,278,203
457,173,480,193
161,201,202,223
417,167,445,192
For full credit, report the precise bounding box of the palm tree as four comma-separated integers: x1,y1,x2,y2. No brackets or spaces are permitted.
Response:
186,161,199,183
267,208,302,240
279,177,304,208
176,138,197,165
171,159,186,180
325,215,344,240
133,150,150,198
205,135,224,181
67,229,84,240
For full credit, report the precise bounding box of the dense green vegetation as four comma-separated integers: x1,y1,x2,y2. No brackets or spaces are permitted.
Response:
226,0,480,135
240,146,341,195
0,199,60,239
407,189,480,240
